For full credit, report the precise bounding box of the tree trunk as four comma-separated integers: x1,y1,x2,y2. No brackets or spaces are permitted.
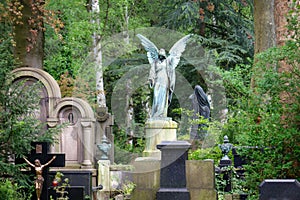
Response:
90,0,106,107
253,0,276,54
252,0,290,88
254,0,290,54
13,0,44,69
253,0,296,112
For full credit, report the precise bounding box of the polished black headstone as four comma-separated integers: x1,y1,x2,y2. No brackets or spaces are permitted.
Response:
259,179,300,200
48,170,92,199
48,186,84,200
156,141,191,200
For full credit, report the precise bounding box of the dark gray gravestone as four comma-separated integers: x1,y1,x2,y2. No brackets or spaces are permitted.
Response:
259,179,300,200
48,186,84,200
156,141,191,200
48,170,92,199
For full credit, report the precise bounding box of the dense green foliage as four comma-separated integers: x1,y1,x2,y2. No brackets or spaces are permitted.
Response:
221,47,300,199
189,2,299,199
219,3,300,198
0,179,29,200
160,0,254,68
0,11,59,195
44,0,93,80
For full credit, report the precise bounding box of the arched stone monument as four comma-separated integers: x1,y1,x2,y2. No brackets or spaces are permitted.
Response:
12,68,96,168
12,67,61,124
48,97,96,168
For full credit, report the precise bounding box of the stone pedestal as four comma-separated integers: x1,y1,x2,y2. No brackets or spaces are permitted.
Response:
97,160,111,200
143,119,177,158
131,157,161,200
186,160,217,200
156,141,191,200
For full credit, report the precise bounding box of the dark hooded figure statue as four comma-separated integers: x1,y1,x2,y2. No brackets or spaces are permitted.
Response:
190,85,210,139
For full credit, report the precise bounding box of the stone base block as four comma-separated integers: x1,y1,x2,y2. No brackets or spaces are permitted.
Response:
225,194,233,200
133,158,160,188
131,189,157,200
133,157,160,173
143,119,177,158
97,191,110,200
189,189,217,200
132,157,160,200
142,149,161,158
157,188,190,200
186,160,215,189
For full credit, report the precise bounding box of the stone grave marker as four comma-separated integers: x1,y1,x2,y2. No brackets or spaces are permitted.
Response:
48,170,93,199
259,179,300,200
156,141,191,200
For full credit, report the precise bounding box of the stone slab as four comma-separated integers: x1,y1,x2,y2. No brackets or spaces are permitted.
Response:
186,159,215,189
131,189,157,200
189,189,217,200
157,188,190,200
143,119,177,158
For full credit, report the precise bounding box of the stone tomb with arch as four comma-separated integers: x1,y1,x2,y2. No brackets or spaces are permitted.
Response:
12,67,96,168
12,67,103,197
48,97,96,168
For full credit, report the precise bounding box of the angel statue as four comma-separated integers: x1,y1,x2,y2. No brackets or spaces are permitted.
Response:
137,34,191,119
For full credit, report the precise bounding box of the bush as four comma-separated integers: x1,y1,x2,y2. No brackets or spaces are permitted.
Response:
0,180,29,200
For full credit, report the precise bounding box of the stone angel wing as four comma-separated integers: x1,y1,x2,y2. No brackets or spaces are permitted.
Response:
168,34,191,69
136,34,159,66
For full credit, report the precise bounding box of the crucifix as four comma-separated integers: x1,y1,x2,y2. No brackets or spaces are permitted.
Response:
17,142,65,200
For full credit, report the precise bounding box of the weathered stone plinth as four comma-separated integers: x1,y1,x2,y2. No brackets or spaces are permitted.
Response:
97,160,111,200
143,119,177,158
186,159,217,200
156,141,191,200
131,157,160,200
131,159,217,200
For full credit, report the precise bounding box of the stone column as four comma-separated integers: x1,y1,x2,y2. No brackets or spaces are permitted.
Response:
81,120,93,168
156,141,191,200
97,160,111,200
143,119,177,158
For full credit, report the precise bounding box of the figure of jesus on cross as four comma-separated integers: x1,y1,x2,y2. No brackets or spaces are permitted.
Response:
23,156,56,200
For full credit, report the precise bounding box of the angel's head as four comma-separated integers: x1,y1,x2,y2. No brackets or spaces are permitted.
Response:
158,49,166,60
